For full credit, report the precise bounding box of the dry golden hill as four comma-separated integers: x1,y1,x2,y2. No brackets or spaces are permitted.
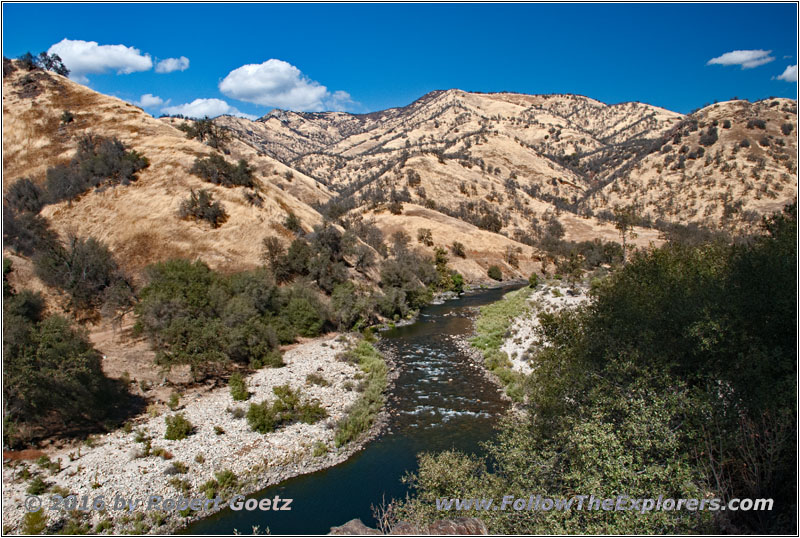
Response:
580,98,798,231
2,61,333,275
217,89,796,239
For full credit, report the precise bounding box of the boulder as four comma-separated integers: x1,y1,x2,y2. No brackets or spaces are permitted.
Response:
329,518,382,535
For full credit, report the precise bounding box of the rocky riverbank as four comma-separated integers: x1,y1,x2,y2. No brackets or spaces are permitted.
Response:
2,334,388,535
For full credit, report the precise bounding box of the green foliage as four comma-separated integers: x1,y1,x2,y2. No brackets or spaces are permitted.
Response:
200,469,238,499
33,234,132,311
334,340,387,446
470,287,531,400
46,134,148,204
405,205,797,534
179,189,228,228
487,265,502,281
229,372,250,401
284,212,302,233
27,476,48,494
60,110,74,124
4,269,122,444
331,281,374,330
190,154,254,188
451,272,464,294
21,509,47,535
164,414,194,441
247,384,327,434
528,273,539,288
416,228,433,246
136,261,288,379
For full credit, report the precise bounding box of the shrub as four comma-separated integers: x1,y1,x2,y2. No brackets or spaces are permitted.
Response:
33,234,131,311
450,241,466,258
164,414,194,440
27,476,48,495
285,294,326,337
747,118,766,129
528,273,539,288
416,228,433,246
740,138,751,148
45,135,148,204
179,189,228,228
284,212,302,233
722,119,731,129
487,265,503,281
21,510,47,535
5,178,44,214
699,126,718,147
781,123,793,136
190,155,254,188
4,280,121,443
60,110,74,124
229,372,249,401
3,208,59,256
306,373,330,387
388,201,403,215
177,117,229,149
247,384,327,434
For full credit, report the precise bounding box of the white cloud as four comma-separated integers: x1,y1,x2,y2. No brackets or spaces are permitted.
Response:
219,59,352,111
155,56,190,74
161,98,256,120
776,64,798,82
707,49,774,69
326,90,355,112
48,38,152,83
134,93,167,108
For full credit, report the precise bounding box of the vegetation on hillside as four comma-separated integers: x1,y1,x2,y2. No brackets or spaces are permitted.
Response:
400,204,797,534
3,259,134,446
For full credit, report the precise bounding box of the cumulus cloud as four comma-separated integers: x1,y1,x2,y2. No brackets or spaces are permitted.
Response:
48,38,152,83
707,49,774,69
326,90,355,112
219,59,353,111
161,98,256,120
134,94,167,108
776,64,798,82
155,56,190,74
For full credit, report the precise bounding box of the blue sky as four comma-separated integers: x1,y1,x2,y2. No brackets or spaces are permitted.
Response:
2,3,797,118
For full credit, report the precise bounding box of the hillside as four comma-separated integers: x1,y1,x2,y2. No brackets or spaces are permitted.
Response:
2,62,332,276
217,89,796,237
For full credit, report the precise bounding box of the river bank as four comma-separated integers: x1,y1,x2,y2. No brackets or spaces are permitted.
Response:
2,334,389,535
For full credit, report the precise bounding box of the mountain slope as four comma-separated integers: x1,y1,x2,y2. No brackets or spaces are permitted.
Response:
2,63,332,275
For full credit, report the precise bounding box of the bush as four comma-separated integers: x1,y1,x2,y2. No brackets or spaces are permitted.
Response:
747,118,766,129
699,126,718,147
177,117,229,149
179,189,228,228
229,372,249,401
60,110,74,124
416,228,433,246
5,178,44,214
164,414,194,440
528,273,539,288
388,201,403,215
487,265,502,281
46,135,148,204
2,208,59,256
4,269,124,443
247,384,327,434
450,241,466,258
33,234,132,311
284,212,302,233
21,510,47,535
136,260,287,380
190,155,254,188
781,123,793,136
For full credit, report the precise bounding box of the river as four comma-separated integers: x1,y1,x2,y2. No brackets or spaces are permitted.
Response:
184,285,519,534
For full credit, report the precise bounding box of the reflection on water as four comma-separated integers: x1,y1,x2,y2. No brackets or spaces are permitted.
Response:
184,285,519,535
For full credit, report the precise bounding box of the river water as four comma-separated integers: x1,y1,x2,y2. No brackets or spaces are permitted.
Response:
185,285,518,534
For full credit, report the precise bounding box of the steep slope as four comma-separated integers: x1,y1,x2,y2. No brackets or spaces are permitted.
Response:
2,63,332,275
581,98,798,230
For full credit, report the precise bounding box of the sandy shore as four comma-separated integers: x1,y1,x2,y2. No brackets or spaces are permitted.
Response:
2,334,386,534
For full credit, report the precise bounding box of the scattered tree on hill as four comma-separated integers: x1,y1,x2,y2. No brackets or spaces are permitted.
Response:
179,189,228,228
190,155,254,188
